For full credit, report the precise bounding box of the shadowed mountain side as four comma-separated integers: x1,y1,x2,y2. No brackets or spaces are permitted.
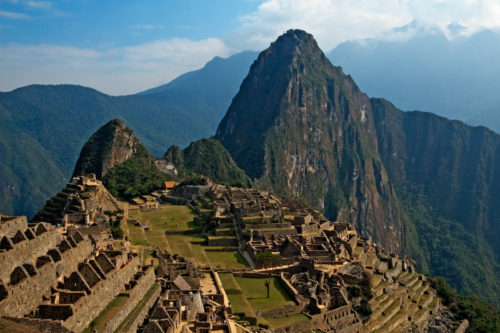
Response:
216,29,499,306
329,29,500,133
0,52,258,218
216,30,407,254
163,138,251,187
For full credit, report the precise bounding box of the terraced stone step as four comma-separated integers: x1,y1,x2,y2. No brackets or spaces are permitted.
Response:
399,271,416,284
62,187,77,194
374,309,408,333
419,293,433,308
373,299,402,330
44,206,62,214
370,294,395,321
406,275,420,288
412,284,428,303
409,278,422,291
56,192,70,200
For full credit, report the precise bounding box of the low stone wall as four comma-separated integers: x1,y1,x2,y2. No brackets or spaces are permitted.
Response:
62,256,140,332
273,317,318,333
256,304,302,317
0,237,93,318
5,317,72,333
208,236,237,246
213,271,229,307
204,247,239,252
0,223,61,283
215,228,236,236
124,284,161,333
280,272,306,307
102,266,155,333
0,216,27,238
244,223,292,230
161,195,187,205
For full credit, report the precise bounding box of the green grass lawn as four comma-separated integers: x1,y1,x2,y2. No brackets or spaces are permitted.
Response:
205,251,247,268
128,204,246,268
263,313,310,328
219,274,255,318
128,223,148,246
220,274,304,329
234,276,295,311
84,295,128,333
142,205,196,232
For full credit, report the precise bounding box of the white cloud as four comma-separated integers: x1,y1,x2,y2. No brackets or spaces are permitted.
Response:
0,38,229,95
2,0,500,94
0,10,29,19
226,0,500,52
132,24,164,30
25,1,52,9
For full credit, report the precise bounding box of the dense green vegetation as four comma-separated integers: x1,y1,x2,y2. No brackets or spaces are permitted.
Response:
430,277,500,332
0,52,257,218
372,98,500,307
103,145,171,200
164,138,251,187
216,29,499,308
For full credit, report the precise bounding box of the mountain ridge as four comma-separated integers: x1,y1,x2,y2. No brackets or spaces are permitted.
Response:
216,29,499,306
0,51,258,218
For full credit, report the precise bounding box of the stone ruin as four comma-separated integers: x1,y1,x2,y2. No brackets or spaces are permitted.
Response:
139,251,232,333
0,214,155,333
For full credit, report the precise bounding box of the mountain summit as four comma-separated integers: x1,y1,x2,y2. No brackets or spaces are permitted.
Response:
217,29,500,306
216,29,406,253
72,119,141,179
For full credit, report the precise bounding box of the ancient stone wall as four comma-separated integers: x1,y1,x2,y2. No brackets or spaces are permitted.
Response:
4,317,72,333
0,236,93,317
61,255,140,332
123,284,161,333
102,267,156,333
0,216,27,238
0,222,61,283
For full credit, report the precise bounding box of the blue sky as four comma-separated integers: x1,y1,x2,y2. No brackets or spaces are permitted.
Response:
0,1,260,47
1,0,500,95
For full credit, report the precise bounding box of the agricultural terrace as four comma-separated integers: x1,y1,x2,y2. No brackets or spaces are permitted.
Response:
219,273,309,329
126,204,247,269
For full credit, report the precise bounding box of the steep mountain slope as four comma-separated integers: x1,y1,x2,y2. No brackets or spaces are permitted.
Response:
72,119,141,179
371,98,500,306
163,138,251,187
329,29,500,133
216,30,406,253
216,29,499,306
0,52,257,218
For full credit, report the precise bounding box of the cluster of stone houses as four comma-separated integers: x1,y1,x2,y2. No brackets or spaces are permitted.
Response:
0,214,155,333
139,251,232,333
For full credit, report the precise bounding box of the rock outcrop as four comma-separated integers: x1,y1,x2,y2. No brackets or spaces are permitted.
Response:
163,138,251,187
72,119,140,179
216,29,406,254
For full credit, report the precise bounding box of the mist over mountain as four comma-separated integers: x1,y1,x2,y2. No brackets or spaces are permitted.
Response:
329,28,500,133
0,51,257,219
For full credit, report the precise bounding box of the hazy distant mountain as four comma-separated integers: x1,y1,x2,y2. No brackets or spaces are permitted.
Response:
0,51,258,218
216,29,499,306
329,29,500,133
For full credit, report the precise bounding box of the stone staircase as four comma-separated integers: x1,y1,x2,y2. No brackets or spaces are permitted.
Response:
366,258,439,332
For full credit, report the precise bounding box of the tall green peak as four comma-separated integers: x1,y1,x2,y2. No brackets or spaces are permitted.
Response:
72,118,142,179
216,30,500,306
163,138,251,187
216,30,405,253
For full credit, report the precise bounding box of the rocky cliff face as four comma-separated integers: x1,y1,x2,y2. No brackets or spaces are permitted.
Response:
216,30,499,306
72,119,140,179
371,98,500,306
216,30,406,253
